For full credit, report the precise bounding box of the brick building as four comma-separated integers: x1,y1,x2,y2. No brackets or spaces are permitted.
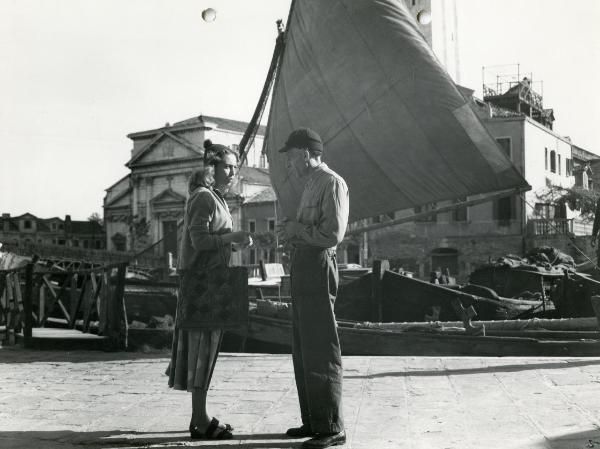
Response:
350,80,597,281
241,187,279,265
0,213,104,250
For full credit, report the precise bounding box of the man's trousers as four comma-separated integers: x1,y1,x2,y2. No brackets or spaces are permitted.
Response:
290,246,344,434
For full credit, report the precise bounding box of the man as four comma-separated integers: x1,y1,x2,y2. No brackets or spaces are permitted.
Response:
277,128,349,449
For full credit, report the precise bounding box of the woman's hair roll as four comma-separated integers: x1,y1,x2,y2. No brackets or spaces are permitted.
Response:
188,140,239,192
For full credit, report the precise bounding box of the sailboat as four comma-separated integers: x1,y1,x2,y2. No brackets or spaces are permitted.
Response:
231,0,600,356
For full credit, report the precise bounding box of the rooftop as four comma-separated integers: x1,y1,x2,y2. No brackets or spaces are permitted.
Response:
246,186,277,204
128,114,266,139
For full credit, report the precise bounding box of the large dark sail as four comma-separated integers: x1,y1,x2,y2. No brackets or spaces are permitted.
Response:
264,0,529,222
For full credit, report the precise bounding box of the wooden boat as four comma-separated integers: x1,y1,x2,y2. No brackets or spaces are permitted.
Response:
225,0,600,356
232,265,600,357
242,312,600,357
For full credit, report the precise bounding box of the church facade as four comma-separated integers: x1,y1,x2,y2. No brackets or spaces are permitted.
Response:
103,115,269,266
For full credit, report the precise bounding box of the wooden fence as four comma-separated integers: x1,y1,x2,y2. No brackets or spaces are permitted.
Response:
3,241,165,272
0,262,128,350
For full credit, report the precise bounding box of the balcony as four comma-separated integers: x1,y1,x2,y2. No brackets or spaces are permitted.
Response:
527,218,573,236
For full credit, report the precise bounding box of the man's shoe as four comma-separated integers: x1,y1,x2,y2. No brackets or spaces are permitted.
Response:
286,424,315,438
302,430,346,448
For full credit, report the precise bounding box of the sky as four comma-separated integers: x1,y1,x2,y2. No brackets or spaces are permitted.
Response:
1,0,599,220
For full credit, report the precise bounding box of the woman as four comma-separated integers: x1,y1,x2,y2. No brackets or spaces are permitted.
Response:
167,140,252,440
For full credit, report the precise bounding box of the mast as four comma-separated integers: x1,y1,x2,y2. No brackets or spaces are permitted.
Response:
238,0,296,166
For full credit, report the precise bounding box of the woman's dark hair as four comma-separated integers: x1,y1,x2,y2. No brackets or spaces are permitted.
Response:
188,140,239,192
203,139,239,167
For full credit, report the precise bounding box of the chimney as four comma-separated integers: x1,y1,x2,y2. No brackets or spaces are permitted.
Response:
2,213,9,232
65,215,72,234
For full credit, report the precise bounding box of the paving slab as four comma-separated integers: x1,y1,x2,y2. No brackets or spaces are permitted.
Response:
2,347,600,448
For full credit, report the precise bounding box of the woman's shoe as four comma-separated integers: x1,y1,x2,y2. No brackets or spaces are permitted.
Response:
189,417,233,440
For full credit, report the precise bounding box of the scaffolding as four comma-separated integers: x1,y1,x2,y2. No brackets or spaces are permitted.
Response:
482,64,554,129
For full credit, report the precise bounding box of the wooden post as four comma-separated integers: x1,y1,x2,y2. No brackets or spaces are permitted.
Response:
13,272,24,333
70,274,87,329
39,275,47,325
370,260,389,322
98,271,109,336
70,273,79,321
0,273,9,344
83,274,102,333
259,260,267,281
107,263,128,350
23,264,34,345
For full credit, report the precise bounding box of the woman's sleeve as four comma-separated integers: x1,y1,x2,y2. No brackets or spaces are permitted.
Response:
187,191,223,251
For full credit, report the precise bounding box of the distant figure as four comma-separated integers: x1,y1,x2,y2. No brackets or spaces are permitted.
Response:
591,198,600,266
277,128,349,449
167,141,252,440
430,267,449,285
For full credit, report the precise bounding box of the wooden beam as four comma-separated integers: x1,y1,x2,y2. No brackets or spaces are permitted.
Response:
370,260,389,322
346,187,530,235
23,264,34,342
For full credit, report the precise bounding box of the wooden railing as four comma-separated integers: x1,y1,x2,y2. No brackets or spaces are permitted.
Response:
2,241,165,271
527,218,573,236
0,262,128,350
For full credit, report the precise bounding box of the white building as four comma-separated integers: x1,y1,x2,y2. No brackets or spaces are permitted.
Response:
103,114,269,265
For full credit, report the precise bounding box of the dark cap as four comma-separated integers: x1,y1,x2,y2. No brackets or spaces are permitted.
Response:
278,127,323,154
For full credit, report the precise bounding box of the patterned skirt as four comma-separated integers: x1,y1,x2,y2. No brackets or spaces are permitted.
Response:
167,328,223,391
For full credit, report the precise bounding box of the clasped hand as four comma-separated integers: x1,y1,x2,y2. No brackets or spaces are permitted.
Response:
276,219,304,242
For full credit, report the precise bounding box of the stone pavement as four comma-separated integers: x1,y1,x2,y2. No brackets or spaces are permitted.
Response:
2,347,600,449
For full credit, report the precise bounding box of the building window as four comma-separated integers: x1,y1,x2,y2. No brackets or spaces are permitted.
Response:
73,240,79,247
496,138,511,159
268,218,276,232
111,233,126,252
414,203,437,222
248,220,256,233
95,241,102,249
558,154,561,175
494,195,517,225
58,239,66,245
58,224,64,230
535,203,555,219
23,220,32,229
259,154,267,168
452,197,468,222
249,248,257,265
545,148,548,170
566,158,572,176
550,150,556,173
51,223,57,231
